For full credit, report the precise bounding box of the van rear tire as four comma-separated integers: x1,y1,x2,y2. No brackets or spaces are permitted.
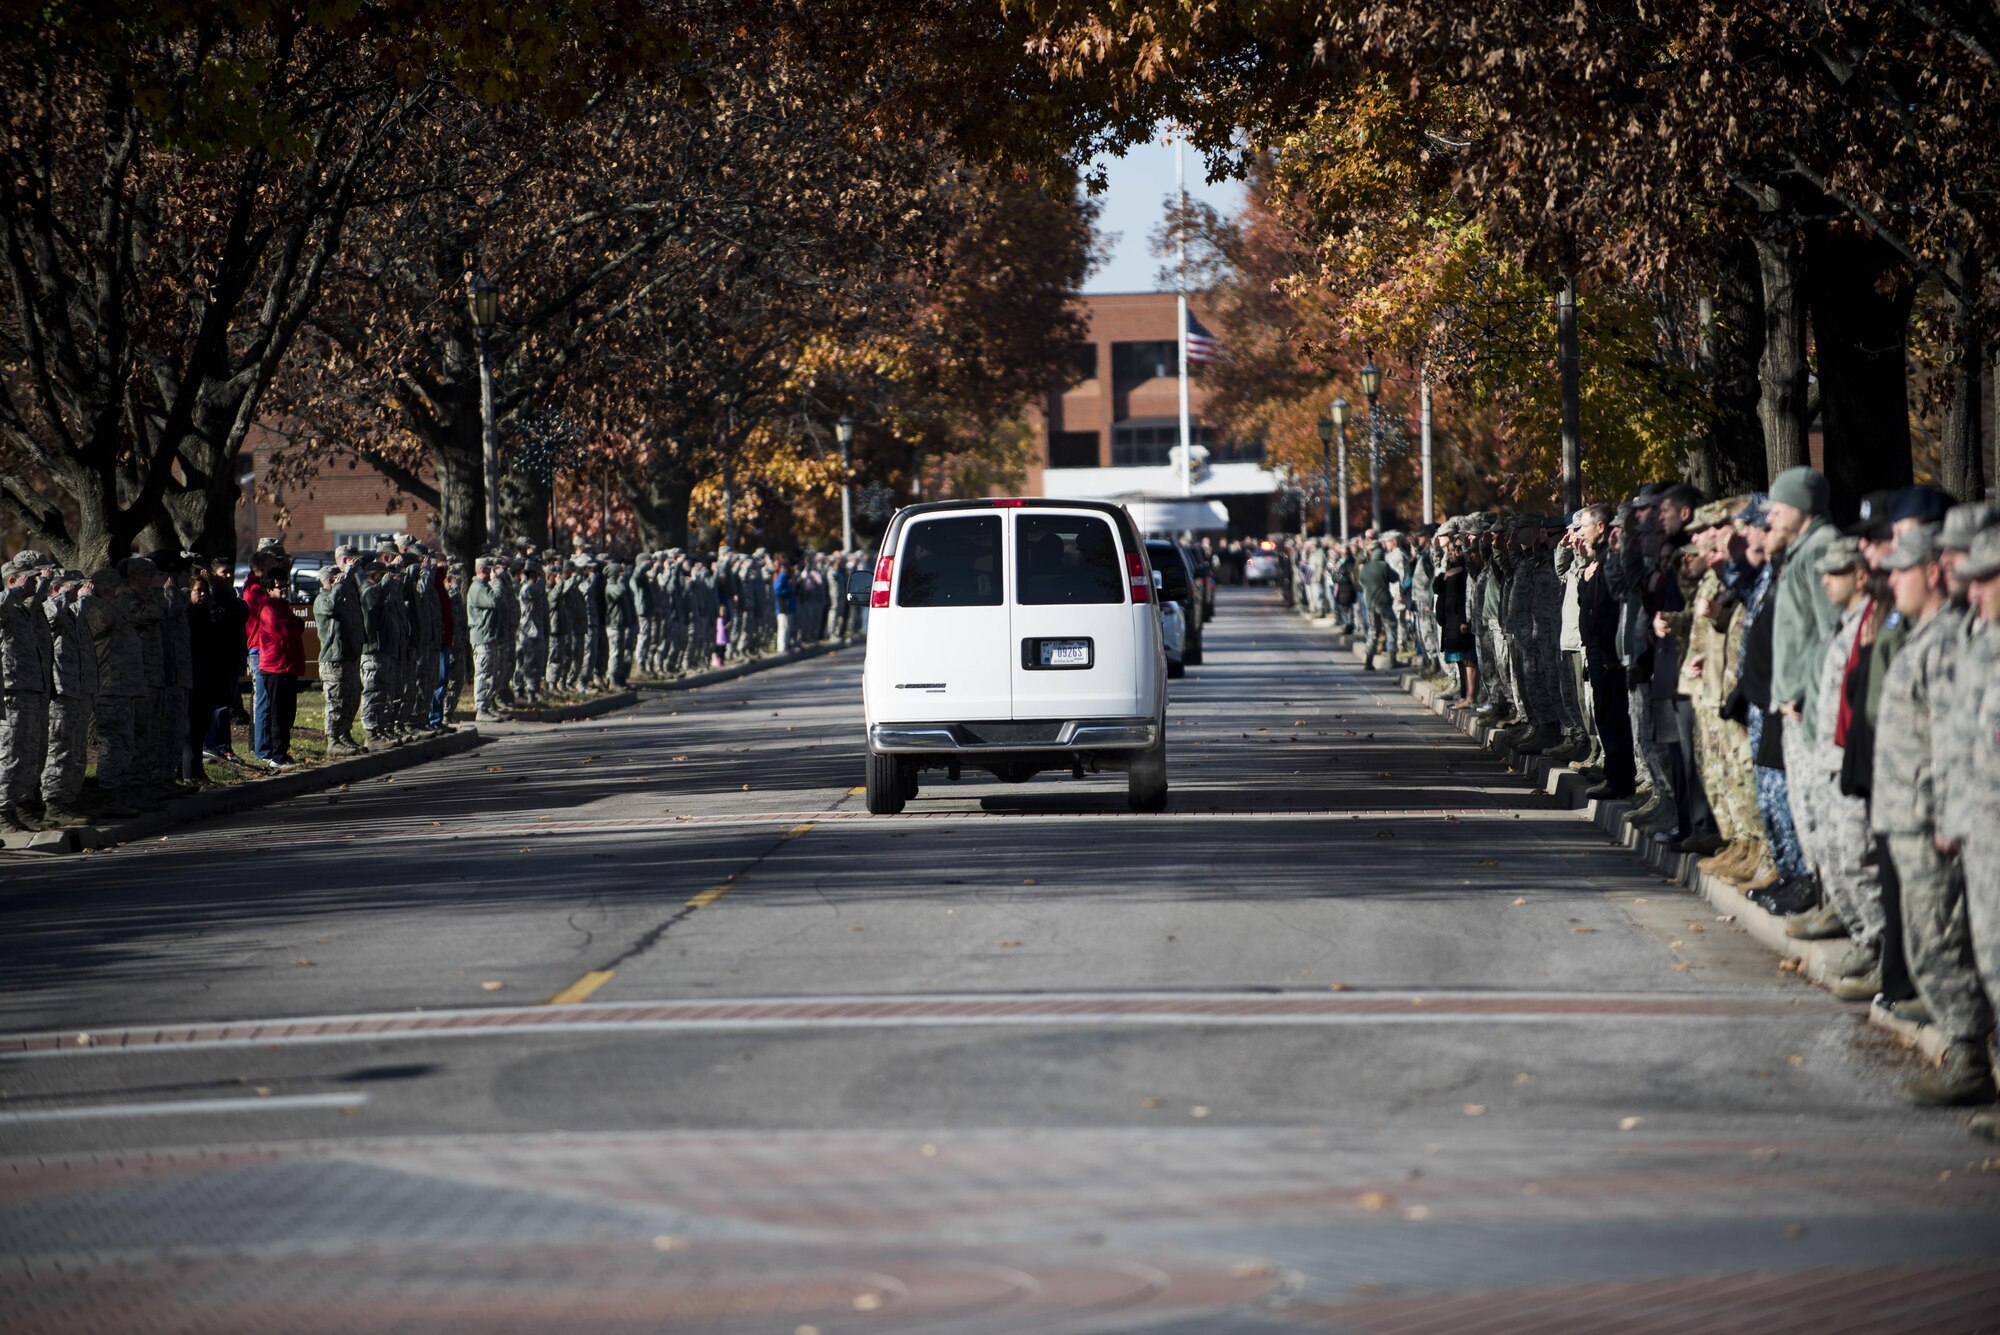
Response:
1184,629,1203,666
1127,735,1167,812
866,750,906,815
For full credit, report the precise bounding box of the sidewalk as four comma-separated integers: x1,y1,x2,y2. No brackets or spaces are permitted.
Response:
0,728,486,857
1304,613,1949,1062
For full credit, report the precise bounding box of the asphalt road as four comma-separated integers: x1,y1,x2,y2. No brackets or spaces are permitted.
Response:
3,588,1996,1333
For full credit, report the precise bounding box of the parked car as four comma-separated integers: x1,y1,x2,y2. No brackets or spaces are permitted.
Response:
1145,539,1203,667
1186,544,1217,623
1245,543,1283,585
851,498,1168,814
1156,572,1187,679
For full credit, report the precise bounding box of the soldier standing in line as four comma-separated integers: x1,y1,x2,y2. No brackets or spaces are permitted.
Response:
38,568,95,826
1873,524,1992,1106
1941,526,2000,1141
1681,503,1763,881
0,553,51,833
517,559,548,704
313,548,367,754
1790,537,1889,998
605,560,634,686
81,567,143,818
631,555,657,676
1355,540,1394,670
496,557,522,708
1551,512,1594,765
357,554,398,745
583,554,608,686
561,555,590,689
444,561,470,721
467,556,504,722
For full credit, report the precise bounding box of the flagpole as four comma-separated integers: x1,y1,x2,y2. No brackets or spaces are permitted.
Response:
1176,132,1192,502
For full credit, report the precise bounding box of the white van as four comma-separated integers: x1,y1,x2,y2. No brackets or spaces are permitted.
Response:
851,499,1168,814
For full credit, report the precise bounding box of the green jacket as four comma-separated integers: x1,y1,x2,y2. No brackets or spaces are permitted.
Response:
466,577,502,646
1770,517,1838,739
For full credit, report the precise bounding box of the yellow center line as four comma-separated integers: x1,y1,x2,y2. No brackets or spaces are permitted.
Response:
546,970,616,1005
549,823,815,1003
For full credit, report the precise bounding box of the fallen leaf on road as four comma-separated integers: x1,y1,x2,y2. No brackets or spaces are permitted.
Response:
1511,897,1527,906
74,1033,93,1047
651,1235,685,1251
849,926,865,932
1783,1223,1808,1239
1778,957,1804,973
1137,1095,1162,1108
1618,1116,1645,1130
1752,1148,1780,1162
1328,983,1351,992
1402,1205,1430,1221
1668,939,1684,949
1787,1054,1805,1066
1189,1105,1210,1118
1373,829,1396,839
741,784,750,790
852,1293,884,1312
1480,859,1501,868
1569,926,1597,934
484,766,504,773
997,940,1022,948
517,848,533,854
1229,1260,1276,1278
290,958,314,967
672,755,689,762
481,981,503,991
920,1143,938,1157
1671,962,1693,972
1022,878,1038,885
1463,1103,1485,1117
1515,1073,1534,1084
1355,1191,1394,1211
254,1086,272,1097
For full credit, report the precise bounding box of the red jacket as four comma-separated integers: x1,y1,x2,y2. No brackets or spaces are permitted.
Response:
243,576,305,676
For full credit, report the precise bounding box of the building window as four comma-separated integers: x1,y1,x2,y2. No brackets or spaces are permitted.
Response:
1047,431,1100,469
330,530,389,551
1111,420,1215,466
1111,340,1180,382
1066,343,1099,385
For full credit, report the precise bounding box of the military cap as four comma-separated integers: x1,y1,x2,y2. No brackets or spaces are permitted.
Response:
1940,501,2000,551
54,568,87,587
255,536,287,554
1,553,40,578
88,566,123,586
1690,496,1745,533
475,555,496,570
569,553,591,569
1880,523,1943,571
1961,526,2000,581
118,554,156,577
1814,535,1864,575
1887,485,1953,526
1732,493,1770,529
375,537,400,554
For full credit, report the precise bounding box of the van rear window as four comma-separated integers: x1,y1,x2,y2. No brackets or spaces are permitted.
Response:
1016,514,1124,605
898,515,1002,607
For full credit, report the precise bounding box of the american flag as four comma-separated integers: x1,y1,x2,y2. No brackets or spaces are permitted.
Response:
1184,311,1220,366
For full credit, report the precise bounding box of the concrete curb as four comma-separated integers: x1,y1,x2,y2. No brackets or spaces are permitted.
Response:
500,690,640,725
633,639,849,695
1,728,488,858
1298,611,1949,1062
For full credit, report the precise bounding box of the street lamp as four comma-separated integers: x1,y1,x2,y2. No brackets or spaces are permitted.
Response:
835,414,856,553
1316,417,1335,540
467,274,502,546
1329,397,1351,542
1358,359,1383,529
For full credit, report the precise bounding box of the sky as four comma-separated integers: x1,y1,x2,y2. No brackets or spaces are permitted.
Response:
1082,137,1247,294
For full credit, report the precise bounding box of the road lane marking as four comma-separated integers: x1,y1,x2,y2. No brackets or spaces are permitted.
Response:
546,970,616,1005
6,991,1820,1059
686,884,733,908
782,822,816,840
0,1092,369,1122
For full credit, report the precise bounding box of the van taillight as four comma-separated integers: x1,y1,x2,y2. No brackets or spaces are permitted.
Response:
870,555,894,609
1126,550,1151,603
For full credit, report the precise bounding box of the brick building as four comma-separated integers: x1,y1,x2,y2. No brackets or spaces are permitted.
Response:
239,428,441,559
1028,291,1278,535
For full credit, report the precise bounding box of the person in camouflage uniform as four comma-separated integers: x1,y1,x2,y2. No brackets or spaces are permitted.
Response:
516,559,548,705
1677,502,1761,881
38,567,95,825
1873,524,1992,1106
0,552,51,832
1942,524,2000,1140
313,548,368,753
357,553,400,744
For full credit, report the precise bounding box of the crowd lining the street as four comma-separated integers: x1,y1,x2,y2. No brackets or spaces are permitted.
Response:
0,537,868,832
1277,468,2000,1133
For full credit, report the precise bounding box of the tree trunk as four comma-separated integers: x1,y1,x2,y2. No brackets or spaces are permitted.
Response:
500,467,550,552
1938,244,1986,503
627,456,696,550
1752,221,1811,486
1693,237,1768,495
1805,225,1915,522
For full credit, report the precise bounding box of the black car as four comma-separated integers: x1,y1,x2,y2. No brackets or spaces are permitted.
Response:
1144,539,1203,667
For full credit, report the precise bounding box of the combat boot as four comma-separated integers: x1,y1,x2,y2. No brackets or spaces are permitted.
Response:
1881,995,1932,1025
1829,971,1882,1002
1723,841,1768,882
1785,907,1848,941
1899,1042,1995,1107
1823,941,1878,977
41,804,90,827
1966,1110,2000,1143
0,806,39,834
1741,862,1782,894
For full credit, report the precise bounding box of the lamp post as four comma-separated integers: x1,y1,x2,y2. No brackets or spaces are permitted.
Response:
468,275,502,546
836,414,856,553
1315,417,1335,539
1358,359,1383,529
1329,397,1351,542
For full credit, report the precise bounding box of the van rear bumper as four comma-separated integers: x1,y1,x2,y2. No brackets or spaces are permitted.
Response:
869,719,1157,753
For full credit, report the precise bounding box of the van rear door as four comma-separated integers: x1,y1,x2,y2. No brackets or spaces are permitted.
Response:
876,512,1011,722
1009,508,1140,719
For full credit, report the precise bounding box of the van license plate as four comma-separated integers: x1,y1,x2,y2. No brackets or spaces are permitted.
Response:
1041,640,1090,667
